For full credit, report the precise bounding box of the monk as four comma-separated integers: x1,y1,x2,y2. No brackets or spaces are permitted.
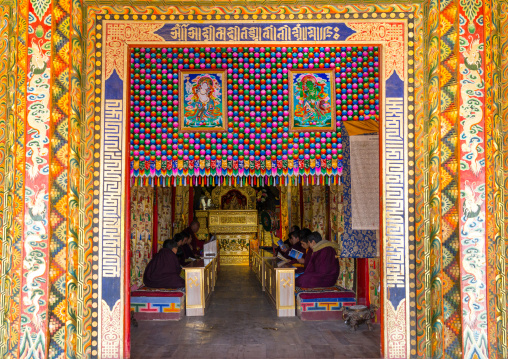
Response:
296,235,313,273
184,220,202,255
290,225,300,233
295,232,340,288
284,230,306,264
181,231,197,262
299,228,312,242
173,232,186,266
276,228,310,256
143,239,185,288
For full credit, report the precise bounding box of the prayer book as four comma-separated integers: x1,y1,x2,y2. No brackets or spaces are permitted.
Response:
276,252,290,262
277,239,288,251
288,249,303,260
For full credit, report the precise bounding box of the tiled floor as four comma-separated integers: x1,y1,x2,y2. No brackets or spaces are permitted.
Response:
130,266,381,359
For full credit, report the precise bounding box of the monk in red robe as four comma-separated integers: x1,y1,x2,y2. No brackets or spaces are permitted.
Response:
181,232,197,262
184,220,202,254
285,230,306,264
296,235,313,274
143,239,185,288
295,232,340,288
174,232,186,266
276,228,310,258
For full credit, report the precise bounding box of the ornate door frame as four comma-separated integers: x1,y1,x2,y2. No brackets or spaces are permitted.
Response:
85,4,420,358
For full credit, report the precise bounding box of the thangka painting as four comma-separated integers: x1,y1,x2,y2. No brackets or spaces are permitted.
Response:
289,69,336,132
179,70,226,132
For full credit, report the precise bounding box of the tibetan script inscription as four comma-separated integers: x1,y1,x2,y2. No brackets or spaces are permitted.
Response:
158,23,347,42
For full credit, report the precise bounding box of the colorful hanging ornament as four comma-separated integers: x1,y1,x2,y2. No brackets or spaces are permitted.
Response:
129,45,380,181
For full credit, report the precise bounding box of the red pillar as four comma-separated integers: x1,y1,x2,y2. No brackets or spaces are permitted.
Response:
356,258,369,306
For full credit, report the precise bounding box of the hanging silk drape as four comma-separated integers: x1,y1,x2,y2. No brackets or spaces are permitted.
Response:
290,184,301,229
337,259,355,290
340,123,378,257
302,185,327,238
157,187,172,250
329,183,344,250
368,258,380,307
130,186,154,289
280,186,288,241
302,185,312,230
330,183,356,290
174,185,189,235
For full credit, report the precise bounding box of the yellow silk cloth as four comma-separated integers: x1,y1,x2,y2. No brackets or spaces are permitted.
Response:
343,119,379,136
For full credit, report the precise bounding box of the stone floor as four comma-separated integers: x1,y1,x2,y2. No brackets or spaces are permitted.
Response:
130,266,381,359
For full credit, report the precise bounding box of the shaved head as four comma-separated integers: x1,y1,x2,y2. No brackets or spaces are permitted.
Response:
190,219,200,233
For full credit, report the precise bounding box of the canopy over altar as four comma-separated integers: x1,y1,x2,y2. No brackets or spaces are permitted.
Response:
129,45,380,186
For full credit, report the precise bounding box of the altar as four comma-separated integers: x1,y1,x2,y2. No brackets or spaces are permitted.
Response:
195,186,259,265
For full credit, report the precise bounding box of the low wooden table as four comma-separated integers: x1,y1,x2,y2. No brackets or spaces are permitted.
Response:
250,248,275,291
182,257,217,316
263,259,296,317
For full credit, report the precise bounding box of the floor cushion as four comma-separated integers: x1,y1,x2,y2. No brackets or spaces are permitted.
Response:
131,286,185,321
295,285,356,321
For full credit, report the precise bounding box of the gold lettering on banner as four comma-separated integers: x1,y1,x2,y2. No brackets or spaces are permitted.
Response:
163,24,342,43
292,24,307,41
333,27,341,40
248,27,262,42
102,100,124,278
170,24,189,41
188,27,201,41
277,25,292,41
203,26,216,42
216,27,227,41
263,25,276,41
384,98,405,288
308,26,334,41
227,26,248,41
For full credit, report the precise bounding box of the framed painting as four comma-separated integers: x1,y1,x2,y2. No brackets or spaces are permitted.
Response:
179,69,227,132
289,69,336,132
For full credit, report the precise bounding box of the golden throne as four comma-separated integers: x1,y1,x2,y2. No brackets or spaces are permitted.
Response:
195,186,258,265
211,186,256,210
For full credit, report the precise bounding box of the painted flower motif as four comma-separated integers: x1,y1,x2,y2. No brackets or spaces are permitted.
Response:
8,301,19,322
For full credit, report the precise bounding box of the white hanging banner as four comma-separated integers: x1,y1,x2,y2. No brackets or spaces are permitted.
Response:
350,135,380,230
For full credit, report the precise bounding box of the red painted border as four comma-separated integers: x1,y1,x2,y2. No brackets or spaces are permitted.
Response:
124,47,133,359
377,44,384,357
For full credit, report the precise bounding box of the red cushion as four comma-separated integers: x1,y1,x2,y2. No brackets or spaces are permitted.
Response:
131,286,184,297
299,291,355,300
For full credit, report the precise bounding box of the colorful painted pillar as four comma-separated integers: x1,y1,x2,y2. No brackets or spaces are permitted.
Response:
458,1,489,359
18,0,52,356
